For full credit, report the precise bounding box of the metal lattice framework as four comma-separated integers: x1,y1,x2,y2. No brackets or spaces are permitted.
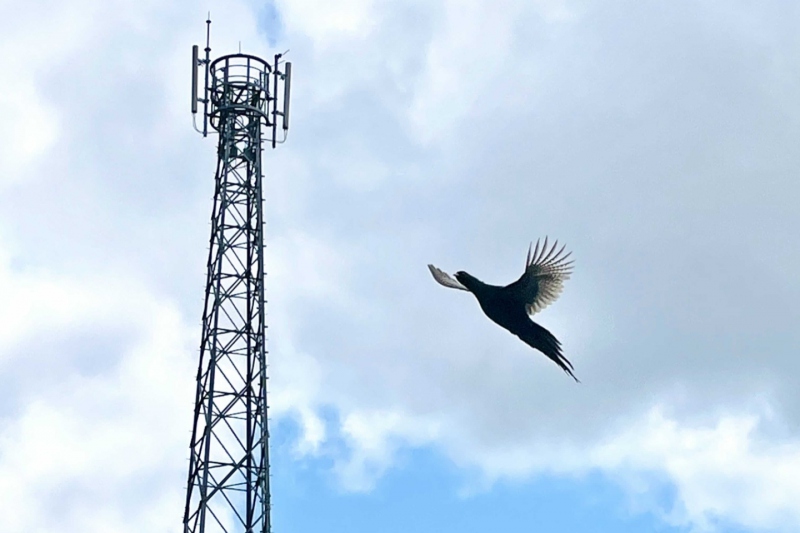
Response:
184,53,278,533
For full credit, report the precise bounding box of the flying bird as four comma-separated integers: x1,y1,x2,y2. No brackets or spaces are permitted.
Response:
428,238,578,382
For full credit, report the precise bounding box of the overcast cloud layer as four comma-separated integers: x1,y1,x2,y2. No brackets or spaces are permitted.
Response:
2,0,800,532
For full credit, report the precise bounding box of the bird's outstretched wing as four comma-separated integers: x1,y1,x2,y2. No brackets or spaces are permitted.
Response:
428,264,468,291
509,237,574,315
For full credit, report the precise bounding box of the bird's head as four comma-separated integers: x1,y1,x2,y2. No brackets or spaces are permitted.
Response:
454,271,477,289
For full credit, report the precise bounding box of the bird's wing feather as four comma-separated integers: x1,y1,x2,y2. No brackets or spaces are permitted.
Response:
428,264,469,291
509,237,574,315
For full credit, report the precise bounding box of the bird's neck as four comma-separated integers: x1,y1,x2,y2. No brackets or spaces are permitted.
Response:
460,274,489,295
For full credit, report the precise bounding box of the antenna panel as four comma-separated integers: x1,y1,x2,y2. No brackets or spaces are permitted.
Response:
191,45,199,114
282,62,291,130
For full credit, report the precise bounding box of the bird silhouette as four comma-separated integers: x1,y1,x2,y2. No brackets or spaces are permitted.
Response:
428,237,578,382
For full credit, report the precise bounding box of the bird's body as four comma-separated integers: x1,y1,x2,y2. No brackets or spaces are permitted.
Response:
456,274,523,331
428,238,579,382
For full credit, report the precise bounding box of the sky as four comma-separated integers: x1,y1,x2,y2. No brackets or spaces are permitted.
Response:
1,0,800,532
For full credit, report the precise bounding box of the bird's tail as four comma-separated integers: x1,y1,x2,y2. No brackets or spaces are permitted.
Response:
516,320,580,383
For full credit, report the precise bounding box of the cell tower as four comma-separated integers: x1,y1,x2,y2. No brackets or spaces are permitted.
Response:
183,18,291,533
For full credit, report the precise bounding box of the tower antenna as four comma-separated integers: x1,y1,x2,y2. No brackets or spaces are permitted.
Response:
184,18,292,533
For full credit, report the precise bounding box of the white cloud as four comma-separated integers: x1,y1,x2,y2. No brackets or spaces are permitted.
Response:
256,2,800,531
408,0,519,142
268,337,328,456
322,401,800,530
593,405,800,532
277,0,377,44
0,247,196,533
0,0,87,189
3,0,800,532
335,409,441,492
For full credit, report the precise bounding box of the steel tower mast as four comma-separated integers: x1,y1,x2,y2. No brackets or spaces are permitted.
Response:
184,19,292,533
